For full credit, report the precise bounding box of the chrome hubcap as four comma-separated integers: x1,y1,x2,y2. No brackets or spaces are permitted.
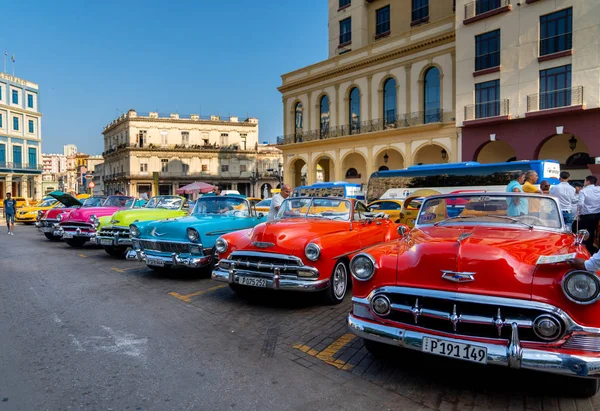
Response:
333,263,347,299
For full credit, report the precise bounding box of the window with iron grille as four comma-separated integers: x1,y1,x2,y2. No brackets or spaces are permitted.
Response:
161,159,168,172
412,0,428,22
181,131,189,144
240,164,247,172
339,17,352,45
475,80,500,119
339,0,350,9
376,5,390,36
475,29,500,71
540,8,572,56
540,65,571,110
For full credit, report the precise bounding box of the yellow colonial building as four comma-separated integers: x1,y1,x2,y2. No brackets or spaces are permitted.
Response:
278,0,458,188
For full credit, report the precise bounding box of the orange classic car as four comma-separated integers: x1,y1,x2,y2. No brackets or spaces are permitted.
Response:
348,192,600,397
212,197,400,304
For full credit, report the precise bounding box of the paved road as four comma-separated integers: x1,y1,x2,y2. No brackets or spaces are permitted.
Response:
0,226,599,411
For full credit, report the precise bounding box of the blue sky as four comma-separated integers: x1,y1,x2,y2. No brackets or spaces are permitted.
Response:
3,0,327,155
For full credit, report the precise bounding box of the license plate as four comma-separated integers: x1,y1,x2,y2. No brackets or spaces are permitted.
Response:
238,276,268,288
146,257,165,267
43,227,53,233
100,238,114,246
62,231,73,239
422,337,487,364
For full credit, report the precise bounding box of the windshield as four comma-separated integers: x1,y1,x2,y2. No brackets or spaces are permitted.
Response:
39,198,57,207
83,197,105,207
368,201,401,211
256,199,271,207
144,196,183,210
417,194,562,229
103,196,133,207
193,197,250,216
276,198,352,221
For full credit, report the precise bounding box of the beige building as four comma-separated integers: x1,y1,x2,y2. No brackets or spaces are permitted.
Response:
456,0,600,181
102,110,282,197
277,0,458,188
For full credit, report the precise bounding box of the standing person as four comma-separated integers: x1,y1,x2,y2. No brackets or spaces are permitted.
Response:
522,170,542,216
267,184,292,221
4,192,16,235
506,172,527,217
577,175,600,253
571,181,584,232
549,171,577,226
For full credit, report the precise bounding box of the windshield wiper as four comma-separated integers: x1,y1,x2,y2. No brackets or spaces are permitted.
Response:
481,215,533,229
433,215,480,226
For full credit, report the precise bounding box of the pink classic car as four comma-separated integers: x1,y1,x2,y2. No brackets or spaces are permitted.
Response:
37,194,106,241
57,196,144,247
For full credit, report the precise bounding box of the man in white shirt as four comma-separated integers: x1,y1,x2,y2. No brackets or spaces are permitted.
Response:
549,171,577,226
267,184,292,221
577,175,600,253
568,252,600,272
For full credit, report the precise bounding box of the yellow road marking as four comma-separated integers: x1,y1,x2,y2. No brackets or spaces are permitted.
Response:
169,284,227,302
78,254,87,258
111,267,138,273
293,333,357,370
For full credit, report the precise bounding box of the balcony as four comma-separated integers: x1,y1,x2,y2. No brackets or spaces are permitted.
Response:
276,110,445,146
464,0,511,25
0,162,43,173
526,86,584,117
102,142,253,157
464,99,510,124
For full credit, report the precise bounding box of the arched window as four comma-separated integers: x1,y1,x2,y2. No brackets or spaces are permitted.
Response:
378,165,389,171
346,167,359,178
424,67,441,124
294,102,303,142
383,78,397,126
349,87,360,134
566,152,593,168
320,95,330,138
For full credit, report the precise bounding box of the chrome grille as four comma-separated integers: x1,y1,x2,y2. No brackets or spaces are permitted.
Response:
373,288,567,343
140,240,190,254
99,226,130,237
61,222,94,229
562,334,600,352
41,219,58,227
223,251,303,277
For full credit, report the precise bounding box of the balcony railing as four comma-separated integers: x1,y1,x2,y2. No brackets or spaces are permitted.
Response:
0,162,43,171
527,86,583,112
464,99,510,121
465,0,510,20
102,142,254,157
540,32,572,57
277,109,445,145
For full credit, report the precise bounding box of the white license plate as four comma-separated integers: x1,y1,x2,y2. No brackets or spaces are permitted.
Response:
238,276,268,288
62,231,73,239
422,337,487,364
100,238,114,246
43,227,53,233
146,257,165,267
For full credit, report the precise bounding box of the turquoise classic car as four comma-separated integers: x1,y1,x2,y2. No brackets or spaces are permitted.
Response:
126,194,266,271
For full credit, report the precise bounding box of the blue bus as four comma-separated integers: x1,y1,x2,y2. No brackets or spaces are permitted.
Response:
292,181,364,200
366,160,560,203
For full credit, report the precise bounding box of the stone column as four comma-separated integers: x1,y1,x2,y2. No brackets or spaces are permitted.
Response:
21,177,28,199
35,175,43,200
5,174,12,196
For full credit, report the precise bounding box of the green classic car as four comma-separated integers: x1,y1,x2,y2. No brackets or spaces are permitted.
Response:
95,195,191,258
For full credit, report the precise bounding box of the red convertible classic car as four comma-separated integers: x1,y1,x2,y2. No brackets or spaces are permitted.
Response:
348,192,600,397
212,197,399,304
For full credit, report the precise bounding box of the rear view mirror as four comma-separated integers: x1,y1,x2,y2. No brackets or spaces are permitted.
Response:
258,212,265,218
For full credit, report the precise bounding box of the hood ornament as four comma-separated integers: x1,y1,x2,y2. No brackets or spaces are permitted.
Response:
457,232,473,244
441,270,476,283
152,228,165,237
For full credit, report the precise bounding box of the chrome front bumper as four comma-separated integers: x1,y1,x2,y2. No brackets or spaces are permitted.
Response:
95,234,132,247
348,314,600,379
211,265,330,292
57,227,96,239
126,249,211,268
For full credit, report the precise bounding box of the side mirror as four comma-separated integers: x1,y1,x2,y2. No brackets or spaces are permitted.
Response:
575,229,590,245
397,225,409,237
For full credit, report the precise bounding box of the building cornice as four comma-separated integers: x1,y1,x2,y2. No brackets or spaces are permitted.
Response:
102,116,257,135
278,32,455,93
0,104,43,117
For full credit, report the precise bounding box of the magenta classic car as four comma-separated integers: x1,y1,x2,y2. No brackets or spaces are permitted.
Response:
56,196,145,247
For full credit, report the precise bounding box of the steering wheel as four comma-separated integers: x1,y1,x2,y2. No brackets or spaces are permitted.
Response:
519,215,545,226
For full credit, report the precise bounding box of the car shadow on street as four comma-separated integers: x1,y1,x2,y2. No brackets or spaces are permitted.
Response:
225,287,347,310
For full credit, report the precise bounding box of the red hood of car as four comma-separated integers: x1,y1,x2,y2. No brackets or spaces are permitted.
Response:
61,206,122,223
246,219,350,253
397,226,573,299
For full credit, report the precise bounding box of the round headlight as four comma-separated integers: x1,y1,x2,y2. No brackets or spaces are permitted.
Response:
562,270,600,304
187,228,200,243
215,237,228,253
90,214,97,223
533,314,563,341
130,224,140,238
350,253,376,281
371,295,391,316
57,213,63,222
305,243,321,261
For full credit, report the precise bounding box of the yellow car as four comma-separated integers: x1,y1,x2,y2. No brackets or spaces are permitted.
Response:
1,196,28,209
15,197,60,224
247,197,262,208
367,199,404,223
397,189,441,227
254,198,272,214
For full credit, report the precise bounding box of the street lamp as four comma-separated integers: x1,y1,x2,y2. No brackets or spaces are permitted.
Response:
569,136,577,152
441,148,448,161
248,169,259,197
278,163,283,185
383,152,389,164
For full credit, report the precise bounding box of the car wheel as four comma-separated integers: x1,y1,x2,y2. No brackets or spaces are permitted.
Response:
104,246,128,258
563,377,600,398
44,232,61,241
324,260,348,305
65,238,88,247
211,247,219,269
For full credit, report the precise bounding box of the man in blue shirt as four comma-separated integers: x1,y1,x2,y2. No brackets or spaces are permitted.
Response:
4,192,16,235
506,172,527,217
